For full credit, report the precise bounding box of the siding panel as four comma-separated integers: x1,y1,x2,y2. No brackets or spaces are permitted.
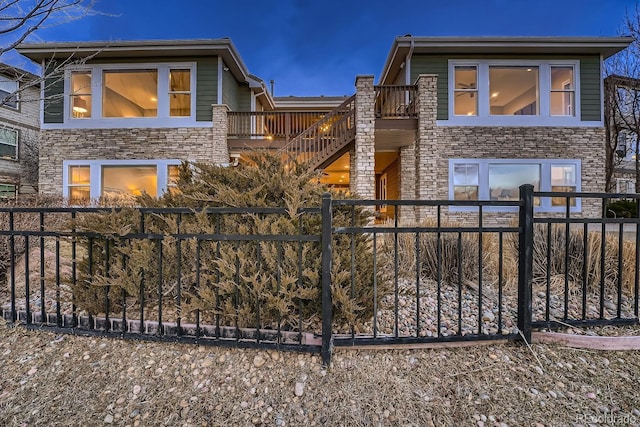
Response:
44,60,64,124
196,58,218,122
410,54,602,122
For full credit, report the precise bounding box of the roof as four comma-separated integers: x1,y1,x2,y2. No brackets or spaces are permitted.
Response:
274,95,349,110
0,63,39,82
16,38,276,108
380,35,634,85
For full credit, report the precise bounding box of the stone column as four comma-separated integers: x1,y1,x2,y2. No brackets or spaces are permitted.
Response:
212,104,230,164
348,148,357,194
398,144,416,223
352,75,376,199
414,74,439,220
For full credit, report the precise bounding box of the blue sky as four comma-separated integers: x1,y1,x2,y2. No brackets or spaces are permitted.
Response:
3,0,638,96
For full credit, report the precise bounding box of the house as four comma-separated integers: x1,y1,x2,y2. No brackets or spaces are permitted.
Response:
0,64,40,198
16,36,631,220
604,74,640,194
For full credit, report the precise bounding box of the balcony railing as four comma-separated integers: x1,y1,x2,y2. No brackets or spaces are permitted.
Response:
374,85,417,118
228,111,328,144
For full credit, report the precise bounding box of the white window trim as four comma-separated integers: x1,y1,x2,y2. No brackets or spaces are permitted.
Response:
448,158,582,212
52,62,201,129
0,127,19,160
62,159,182,199
443,60,594,127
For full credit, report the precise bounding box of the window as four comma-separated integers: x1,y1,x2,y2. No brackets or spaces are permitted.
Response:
167,165,180,193
63,160,181,201
551,164,577,206
449,61,579,124
70,72,92,118
452,163,479,200
66,64,195,125
489,66,539,116
0,183,16,199
550,66,574,116
169,69,191,117
0,75,18,109
453,66,477,116
68,165,90,202
616,178,636,194
103,70,158,118
0,128,18,159
449,159,581,212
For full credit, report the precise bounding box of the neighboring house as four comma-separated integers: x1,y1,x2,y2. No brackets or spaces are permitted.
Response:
17,36,631,220
604,74,640,194
0,64,40,198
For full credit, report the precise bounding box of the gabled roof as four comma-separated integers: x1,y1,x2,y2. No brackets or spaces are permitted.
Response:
380,36,634,85
0,62,39,82
16,38,275,107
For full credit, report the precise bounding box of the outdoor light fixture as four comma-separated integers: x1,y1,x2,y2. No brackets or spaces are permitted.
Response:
73,97,88,113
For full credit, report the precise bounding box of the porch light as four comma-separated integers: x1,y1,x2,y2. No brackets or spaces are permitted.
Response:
73,97,88,113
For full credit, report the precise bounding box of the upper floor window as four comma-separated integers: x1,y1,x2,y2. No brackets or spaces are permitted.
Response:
0,75,19,109
0,127,18,160
449,60,579,125
66,63,195,124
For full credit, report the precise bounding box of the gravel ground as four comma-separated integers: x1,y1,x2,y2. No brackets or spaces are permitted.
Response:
2,319,640,427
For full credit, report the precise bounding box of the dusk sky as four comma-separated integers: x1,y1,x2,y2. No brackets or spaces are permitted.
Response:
4,0,639,96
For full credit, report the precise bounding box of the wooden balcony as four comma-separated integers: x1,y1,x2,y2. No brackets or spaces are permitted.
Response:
227,111,327,149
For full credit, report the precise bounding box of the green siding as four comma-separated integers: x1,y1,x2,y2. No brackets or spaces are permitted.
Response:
410,56,448,120
579,56,601,121
410,54,602,122
196,58,218,122
221,66,251,112
44,60,64,124
44,56,219,123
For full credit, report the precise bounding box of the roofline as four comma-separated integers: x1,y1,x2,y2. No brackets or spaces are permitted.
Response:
17,38,253,82
379,36,634,85
0,62,39,82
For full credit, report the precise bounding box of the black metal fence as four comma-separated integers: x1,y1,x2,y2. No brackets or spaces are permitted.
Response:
1,187,639,366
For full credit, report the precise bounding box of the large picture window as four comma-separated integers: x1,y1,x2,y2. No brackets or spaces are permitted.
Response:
63,160,181,202
449,61,578,124
449,159,581,212
0,127,18,159
66,63,195,125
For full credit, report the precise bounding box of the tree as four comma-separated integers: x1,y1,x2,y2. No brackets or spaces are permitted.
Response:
604,3,640,193
0,0,97,58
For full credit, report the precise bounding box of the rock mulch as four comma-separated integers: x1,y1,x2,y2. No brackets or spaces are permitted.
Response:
2,319,640,426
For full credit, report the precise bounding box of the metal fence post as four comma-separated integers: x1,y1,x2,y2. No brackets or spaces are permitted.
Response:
518,184,534,343
321,193,333,366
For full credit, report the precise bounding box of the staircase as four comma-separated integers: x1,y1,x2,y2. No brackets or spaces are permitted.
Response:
279,95,356,170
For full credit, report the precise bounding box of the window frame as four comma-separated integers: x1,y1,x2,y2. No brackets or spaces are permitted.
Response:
63,62,197,128
62,159,182,200
0,183,16,199
0,75,19,110
447,60,581,126
0,127,19,160
448,158,582,212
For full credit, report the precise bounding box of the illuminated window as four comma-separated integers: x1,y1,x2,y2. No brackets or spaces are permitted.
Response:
489,66,539,116
68,165,90,202
550,66,575,116
101,165,157,198
453,66,477,116
63,160,180,201
448,60,580,123
103,70,158,118
551,164,577,206
169,69,191,117
70,72,92,118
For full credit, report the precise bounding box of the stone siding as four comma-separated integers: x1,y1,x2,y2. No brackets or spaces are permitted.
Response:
351,75,375,198
38,126,224,195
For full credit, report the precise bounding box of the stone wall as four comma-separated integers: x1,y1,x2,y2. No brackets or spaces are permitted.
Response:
406,73,606,223
38,126,223,195
351,75,375,199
